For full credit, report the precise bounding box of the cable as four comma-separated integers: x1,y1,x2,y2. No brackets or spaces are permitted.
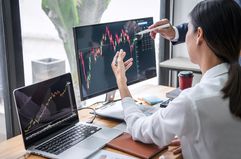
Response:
91,98,121,107
95,98,122,110
77,99,121,123
77,107,96,124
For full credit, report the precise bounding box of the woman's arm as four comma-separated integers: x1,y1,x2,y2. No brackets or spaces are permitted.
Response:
111,49,133,99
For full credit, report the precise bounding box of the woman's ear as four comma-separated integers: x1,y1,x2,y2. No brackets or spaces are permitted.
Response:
196,27,204,45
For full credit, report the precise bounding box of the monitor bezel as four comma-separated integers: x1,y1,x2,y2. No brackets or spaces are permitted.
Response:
73,17,156,101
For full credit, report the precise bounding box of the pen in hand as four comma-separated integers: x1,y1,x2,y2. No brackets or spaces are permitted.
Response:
136,23,171,36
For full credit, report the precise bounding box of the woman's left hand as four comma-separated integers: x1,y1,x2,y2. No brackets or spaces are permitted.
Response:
111,49,133,86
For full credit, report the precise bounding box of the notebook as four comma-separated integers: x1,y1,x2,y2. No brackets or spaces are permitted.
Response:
13,73,122,159
107,133,166,159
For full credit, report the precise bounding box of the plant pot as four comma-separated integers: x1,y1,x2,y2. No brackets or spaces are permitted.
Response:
32,58,65,83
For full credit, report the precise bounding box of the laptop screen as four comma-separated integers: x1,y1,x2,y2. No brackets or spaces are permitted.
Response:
14,73,79,148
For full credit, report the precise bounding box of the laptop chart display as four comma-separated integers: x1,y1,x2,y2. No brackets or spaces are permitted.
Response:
13,73,123,159
14,74,79,147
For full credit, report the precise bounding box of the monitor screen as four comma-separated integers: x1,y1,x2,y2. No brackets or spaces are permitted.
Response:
73,17,156,100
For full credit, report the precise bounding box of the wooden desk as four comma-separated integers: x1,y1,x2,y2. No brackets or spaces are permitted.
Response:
0,84,182,159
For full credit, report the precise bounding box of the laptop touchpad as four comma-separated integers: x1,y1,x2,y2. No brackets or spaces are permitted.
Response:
76,136,107,149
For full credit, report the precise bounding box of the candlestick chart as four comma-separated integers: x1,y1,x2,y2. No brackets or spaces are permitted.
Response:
79,25,138,89
74,17,156,100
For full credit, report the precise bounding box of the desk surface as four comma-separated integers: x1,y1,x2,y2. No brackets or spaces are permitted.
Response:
0,84,182,159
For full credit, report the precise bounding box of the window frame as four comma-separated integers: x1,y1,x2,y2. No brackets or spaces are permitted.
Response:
1,0,24,138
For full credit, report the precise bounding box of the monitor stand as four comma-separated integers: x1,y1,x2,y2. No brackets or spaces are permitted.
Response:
79,90,119,108
95,90,124,120
104,90,116,104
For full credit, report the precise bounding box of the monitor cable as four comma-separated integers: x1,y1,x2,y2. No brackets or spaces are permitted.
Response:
77,98,121,123
77,107,97,124
94,98,121,110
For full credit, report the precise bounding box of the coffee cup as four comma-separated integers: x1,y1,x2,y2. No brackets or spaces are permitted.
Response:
178,71,193,90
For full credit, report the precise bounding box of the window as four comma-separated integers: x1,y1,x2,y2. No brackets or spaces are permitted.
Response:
0,0,7,142
19,0,112,105
0,0,163,140
0,53,6,142
0,0,25,140
101,0,160,23
19,0,160,106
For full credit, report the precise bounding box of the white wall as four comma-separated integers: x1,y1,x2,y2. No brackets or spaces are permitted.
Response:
172,0,201,58
172,0,202,86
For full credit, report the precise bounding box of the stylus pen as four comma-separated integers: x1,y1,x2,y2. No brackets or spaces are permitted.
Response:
136,23,171,36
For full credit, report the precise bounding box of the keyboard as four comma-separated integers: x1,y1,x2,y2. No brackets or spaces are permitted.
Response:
36,124,101,155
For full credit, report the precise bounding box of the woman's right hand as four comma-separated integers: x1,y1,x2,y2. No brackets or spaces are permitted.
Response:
170,138,182,155
149,19,175,41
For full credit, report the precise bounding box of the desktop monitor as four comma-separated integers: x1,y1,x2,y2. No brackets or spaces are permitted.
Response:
73,17,156,101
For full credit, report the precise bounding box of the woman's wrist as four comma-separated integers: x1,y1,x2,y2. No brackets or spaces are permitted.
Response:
117,80,131,98
117,80,127,89
116,77,126,87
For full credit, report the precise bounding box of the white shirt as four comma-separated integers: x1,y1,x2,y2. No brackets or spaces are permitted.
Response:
172,26,179,42
121,63,241,159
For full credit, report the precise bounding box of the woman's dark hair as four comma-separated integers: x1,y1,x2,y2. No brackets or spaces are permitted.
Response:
189,0,241,118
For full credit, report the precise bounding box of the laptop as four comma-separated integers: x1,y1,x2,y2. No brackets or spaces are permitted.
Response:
13,73,122,159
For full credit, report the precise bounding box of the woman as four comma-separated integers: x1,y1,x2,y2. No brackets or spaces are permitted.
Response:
111,0,241,159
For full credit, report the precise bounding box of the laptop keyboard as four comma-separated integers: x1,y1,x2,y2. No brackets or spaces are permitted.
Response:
36,124,102,155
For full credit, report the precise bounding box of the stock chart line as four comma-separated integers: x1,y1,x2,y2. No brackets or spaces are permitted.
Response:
101,26,135,55
79,52,87,82
79,25,136,89
79,51,91,89
24,83,69,133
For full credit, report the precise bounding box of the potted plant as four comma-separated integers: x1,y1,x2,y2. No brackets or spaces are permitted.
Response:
41,0,111,104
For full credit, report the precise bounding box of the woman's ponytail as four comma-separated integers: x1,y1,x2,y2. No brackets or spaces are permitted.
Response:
222,63,241,118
